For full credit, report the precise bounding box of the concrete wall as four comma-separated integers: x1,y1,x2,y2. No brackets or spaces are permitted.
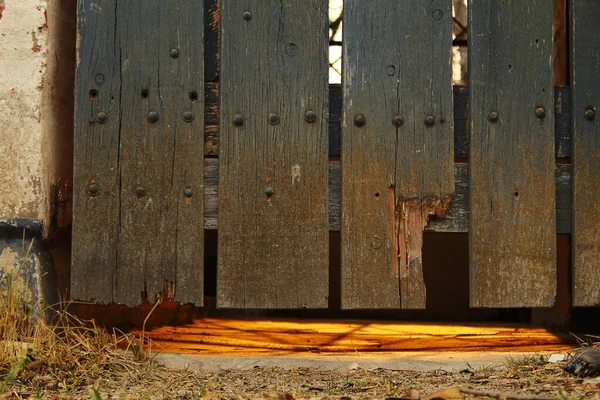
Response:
0,0,49,224
0,0,75,310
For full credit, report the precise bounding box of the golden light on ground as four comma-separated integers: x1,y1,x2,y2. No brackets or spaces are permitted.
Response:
145,319,573,356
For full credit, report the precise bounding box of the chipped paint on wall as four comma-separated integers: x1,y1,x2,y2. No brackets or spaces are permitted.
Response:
0,246,41,311
0,0,49,223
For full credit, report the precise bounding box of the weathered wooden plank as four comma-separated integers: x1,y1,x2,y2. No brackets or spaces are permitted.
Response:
72,0,122,304
204,161,572,234
468,0,556,307
217,1,329,309
571,0,600,307
342,0,454,309
72,0,204,306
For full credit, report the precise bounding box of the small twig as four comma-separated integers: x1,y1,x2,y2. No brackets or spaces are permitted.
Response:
459,388,556,400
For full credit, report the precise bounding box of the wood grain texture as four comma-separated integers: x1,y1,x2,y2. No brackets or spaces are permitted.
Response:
204,83,573,159
217,1,329,309
72,0,204,306
342,0,454,309
571,0,600,306
204,161,572,234
468,0,556,307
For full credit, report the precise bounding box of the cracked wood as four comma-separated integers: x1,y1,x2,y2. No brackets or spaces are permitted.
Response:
468,0,556,307
72,0,204,306
341,0,454,309
217,1,329,309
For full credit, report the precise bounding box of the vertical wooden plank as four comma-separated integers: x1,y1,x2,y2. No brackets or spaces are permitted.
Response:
469,0,556,307
571,0,600,306
342,0,454,309
217,1,329,308
72,0,121,303
72,0,204,306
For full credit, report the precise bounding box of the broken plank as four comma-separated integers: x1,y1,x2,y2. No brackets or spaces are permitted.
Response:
571,0,600,306
342,0,454,309
468,0,557,307
204,161,572,234
217,1,329,309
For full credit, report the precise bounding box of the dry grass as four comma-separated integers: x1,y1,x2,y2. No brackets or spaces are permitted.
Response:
0,239,207,399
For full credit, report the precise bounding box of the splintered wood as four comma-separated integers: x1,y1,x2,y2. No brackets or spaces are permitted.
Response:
342,0,454,309
391,196,453,309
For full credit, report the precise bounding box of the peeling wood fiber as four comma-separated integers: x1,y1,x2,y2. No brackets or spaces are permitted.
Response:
341,0,454,309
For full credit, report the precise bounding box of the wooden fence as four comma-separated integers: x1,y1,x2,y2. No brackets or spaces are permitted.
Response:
71,0,600,310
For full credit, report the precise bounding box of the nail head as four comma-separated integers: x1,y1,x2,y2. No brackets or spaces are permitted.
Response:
424,115,436,127
233,113,244,126
584,108,596,121
392,115,403,127
354,114,366,127
265,187,274,197
184,187,193,198
147,111,159,123
535,106,546,120
182,110,194,122
243,10,252,20
135,186,147,198
96,111,108,124
268,113,280,125
488,111,499,123
87,183,99,196
170,48,179,58
304,110,317,123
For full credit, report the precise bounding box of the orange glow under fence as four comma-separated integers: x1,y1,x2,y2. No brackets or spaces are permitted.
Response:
143,319,573,356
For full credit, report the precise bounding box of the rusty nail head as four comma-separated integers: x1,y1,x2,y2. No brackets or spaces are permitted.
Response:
304,110,317,123
135,186,147,197
182,110,194,122
96,111,108,124
170,48,179,58
243,10,252,20
354,114,366,127
424,115,435,127
147,111,159,123
87,183,99,196
535,106,546,120
392,115,403,127
488,111,499,123
584,108,596,121
233,113,244,126
268,113,280,125
265,187,274,197
184,187,193,197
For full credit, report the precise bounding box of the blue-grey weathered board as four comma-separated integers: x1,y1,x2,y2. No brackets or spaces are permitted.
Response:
469,0,556,307
571,0,600,306
217,1,329,308
342,0,454,309
72,0,204,306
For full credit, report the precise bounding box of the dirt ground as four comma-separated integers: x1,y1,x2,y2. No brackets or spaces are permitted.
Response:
2,354,600,399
